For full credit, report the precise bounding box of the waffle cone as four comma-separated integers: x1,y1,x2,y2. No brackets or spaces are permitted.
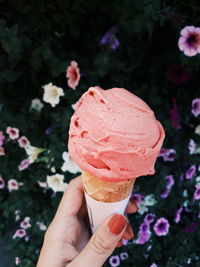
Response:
82,170,135,203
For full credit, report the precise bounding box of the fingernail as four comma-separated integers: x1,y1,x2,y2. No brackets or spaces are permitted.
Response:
108,214,127,235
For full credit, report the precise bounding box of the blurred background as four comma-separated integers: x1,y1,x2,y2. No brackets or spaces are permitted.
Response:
0,0,200,266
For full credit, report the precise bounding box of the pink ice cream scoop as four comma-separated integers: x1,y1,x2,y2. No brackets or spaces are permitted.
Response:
68,86,165,182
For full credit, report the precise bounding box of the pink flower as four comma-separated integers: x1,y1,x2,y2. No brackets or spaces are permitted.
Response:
0,131,5,146
20,219,31,229
178,26,200,57
0,146,5,156
66,61,80,89
18,136,30,148
13,229,26,239
0,176,5,189
18,158,30,171
6,127,19,140
15,257,21,265
8,179,19,192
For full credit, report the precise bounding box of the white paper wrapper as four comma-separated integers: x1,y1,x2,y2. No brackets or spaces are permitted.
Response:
84,192,131,233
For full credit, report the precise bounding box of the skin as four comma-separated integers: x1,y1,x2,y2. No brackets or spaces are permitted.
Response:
36,176,138,267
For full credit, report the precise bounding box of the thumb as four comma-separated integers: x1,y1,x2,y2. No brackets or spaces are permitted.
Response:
68,214,127,267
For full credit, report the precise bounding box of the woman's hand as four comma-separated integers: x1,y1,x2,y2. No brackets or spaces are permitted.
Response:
36,176,138,267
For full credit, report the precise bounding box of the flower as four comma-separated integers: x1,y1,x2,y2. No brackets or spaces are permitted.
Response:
185,165,196,180
6,127,19,140
0,146,5,156
66,61,80,90
61,152,81,174
15,210,21,221
165,175,175,189
137,201,149,215
120,252,129,261
71,101,78,110
25,145,45,163
13,229,26,239
0,131,5,146
36,222,47,231
194,184,200,200
144,194,157,206
150,264,158,267
20,218,31,229
0,176,5,189
135,227,151,244
170,98,181,129
158,148,176,161
15,257,21,265
144,213,155,224
47,173,67,192
178,26,200,57
153,217,170,236
18,136,30,148
174,207,183,223
167,65,191,85
131,193,143,204
42,82,64,107
99,25,121,50
191,98,200,117
8,179,19,192
195,124,200,135
188,139,196,154
30,98,44,112
18,158,31,171
109,255,120,267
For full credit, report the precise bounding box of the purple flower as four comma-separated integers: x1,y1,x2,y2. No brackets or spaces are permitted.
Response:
136,230,151,244
167,65,191,85
158,148,176,161
191,98,200,117
160,188,170,199
185,165,196,180
131,193,143,204
153,217,170,236
184,222,196,233
99,25,121,50
144,213,155,224
150,264,158,267
194,185,200,200
188,139,196,154
120,252,129,261
160,175,174,198
178,26,200,57
169,98,182,130
174,207,183,223
139,222,150,232
109,255,120,267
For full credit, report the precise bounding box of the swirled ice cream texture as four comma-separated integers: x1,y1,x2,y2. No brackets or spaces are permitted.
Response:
68,86,165,182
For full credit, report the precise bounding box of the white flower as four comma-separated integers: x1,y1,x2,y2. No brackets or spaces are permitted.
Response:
20,218,31,229
8,179,19,192
195,124,200,135
25,145,45,163
36,222,47,231
137,201,149,215
61,152,81,174
71,101,78,110
196,176,200,185
144,194,157,206
30,98,44,112
183,189,188,197
42,82,64,107
47,173,68,192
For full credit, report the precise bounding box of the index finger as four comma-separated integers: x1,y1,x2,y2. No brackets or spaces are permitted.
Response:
54,175,84,220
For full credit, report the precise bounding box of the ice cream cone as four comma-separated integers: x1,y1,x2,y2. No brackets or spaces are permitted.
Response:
82,170,135,202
